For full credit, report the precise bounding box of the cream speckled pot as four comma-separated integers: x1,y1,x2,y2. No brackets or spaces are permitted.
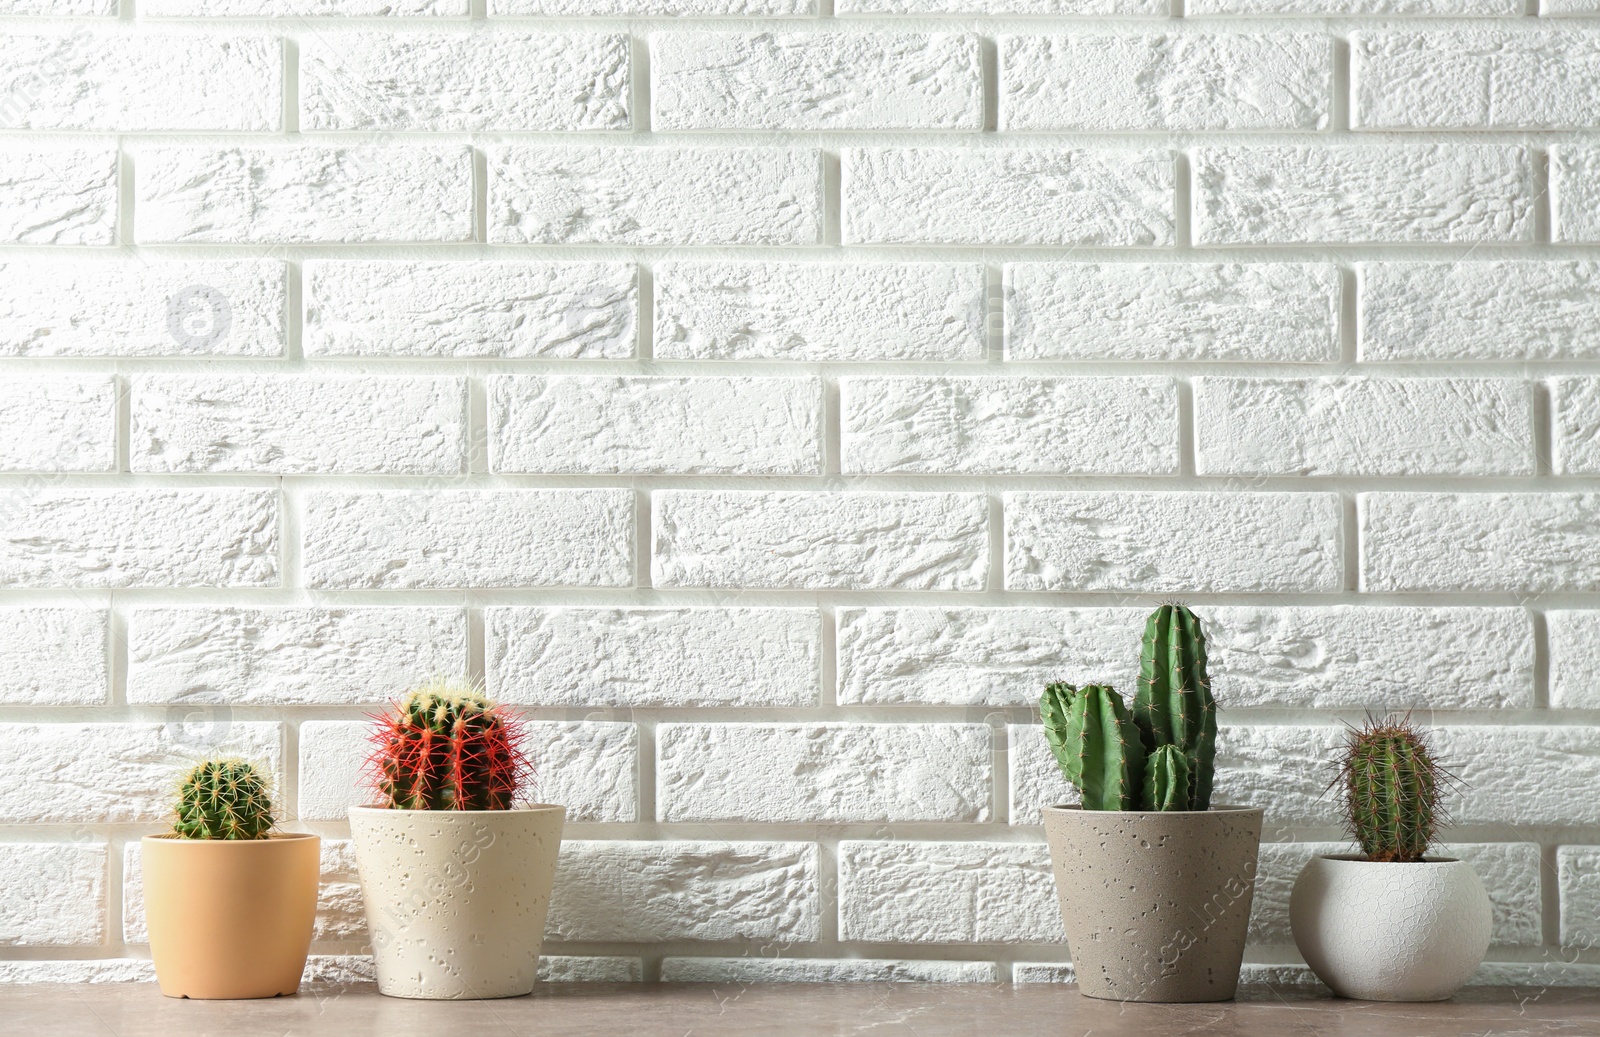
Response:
349,805,565,1000
1290,855,1491,1002
1042,804,1263,1003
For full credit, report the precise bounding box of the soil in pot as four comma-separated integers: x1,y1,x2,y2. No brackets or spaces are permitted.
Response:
1042,804,1264,1003
349,804,565,1000
142,832,320,999
1290,855,1492,1002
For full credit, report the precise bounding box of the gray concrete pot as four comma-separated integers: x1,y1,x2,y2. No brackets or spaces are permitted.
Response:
1042,804,1264,1003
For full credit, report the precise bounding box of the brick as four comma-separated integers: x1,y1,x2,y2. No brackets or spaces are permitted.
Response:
661,958,1000,983
0,489,278,589
0,960,153,984
1546,0,1600,12
1190,0,1515,12
1560,847,1600,947
130,375,466,475
0,32,277,131
1004,262,1339,363
840,606,1531,709
126,839,367,945
1554,378,1600,474
498,0,806,11
1550,611,1600,708
656,723,991,823
841,0,1160,12
538,957,644,983
0,722,281,823
1439,727,1600,826
302,32,627,131
489,146,820,246
491,375,821,475
1193,145,1532,245
651,32,980,130
302,490,632,589
1001,33,1328,131
653,490,987,591
838,841,1063,944
1193,377,1533,476
0,0,114,11
0,375,116,472
126,607,466,706
1556,146,1600,243
1358,261,1600,362
134,144,472,244
1355,31,1600,130
0,845,105,947
0,608,107,706
486,607,820,708
1005,492,1341,593
1362,493,1600,593
297,720,637,823
547,841,818,943
844,148,1173,246
654,261,984,362
304,260,634,359
1252,842,1539,947
841,376,1177,475
0,143,116,244
145,0,465,11
1012,963,1075,984
0,259,284,358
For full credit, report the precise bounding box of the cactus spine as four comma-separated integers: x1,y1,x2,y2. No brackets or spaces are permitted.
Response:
1041,682,1142,810
1133,603,1217,811
173,759,275,840
1341,716,1447,863
365,679,531,811
1141,744,1192,812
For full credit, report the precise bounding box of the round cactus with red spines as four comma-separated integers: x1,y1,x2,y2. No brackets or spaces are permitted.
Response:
363,680,531,811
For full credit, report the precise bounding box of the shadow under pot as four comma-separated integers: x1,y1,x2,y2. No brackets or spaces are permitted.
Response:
141,832,320,999
1042,804,1264,1003
348,804,566,1000
1290,855,1492,1001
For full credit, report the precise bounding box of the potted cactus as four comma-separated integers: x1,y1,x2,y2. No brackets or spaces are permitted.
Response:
348,679,565,1000
142,759,319,999
1039,603,1263,1003
1289,716,1491,1001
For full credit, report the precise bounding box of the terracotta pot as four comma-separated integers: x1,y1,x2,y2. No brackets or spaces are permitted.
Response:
349,804,566,1000
1042,804,1264,1003
141,832,320,999
1290,855,1492,1001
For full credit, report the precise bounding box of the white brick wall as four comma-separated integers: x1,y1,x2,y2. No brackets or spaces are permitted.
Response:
2,3,1595,986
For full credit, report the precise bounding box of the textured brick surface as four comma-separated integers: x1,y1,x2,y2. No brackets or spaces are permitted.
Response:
656,723,992,823
1550,612,1600,709
302,32,628,131
0,375,117,472
1004,262,1339,363
838,841,1064,944
0,609,107,706
0,143,117,244
1553,378,1600,474
1001,33,1329,131
487,607,820,707
841,377,1177,475
1362,493,1600,592
1193,145,1532,245
654,491,988,590
1555,146,1600,243
660,958,1000,983
492,376,821,475
1194,377,1533,476
302,490,632,589
653,32,981,130
0,845,106,947
654,261,984,362
843,148,1173,246
304,260,635,359
1005,492,1342,593
131,376,466,475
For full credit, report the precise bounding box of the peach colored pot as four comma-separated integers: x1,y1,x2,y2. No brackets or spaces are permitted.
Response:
142,832,320,999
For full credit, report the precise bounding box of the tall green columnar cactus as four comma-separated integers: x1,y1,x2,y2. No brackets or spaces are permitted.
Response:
1040,682,1142,810
1133,603,1218,810
1341,717,1446,863
173,759,275,840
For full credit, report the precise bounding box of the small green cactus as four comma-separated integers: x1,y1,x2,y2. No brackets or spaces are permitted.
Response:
1141,744,1192,812
1041,682,1142,811
1134,603,1217,810
1341,716,1449,863
173,758,275,840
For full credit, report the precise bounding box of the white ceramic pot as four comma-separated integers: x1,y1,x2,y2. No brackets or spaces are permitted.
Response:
349,805,566,1000
1289,855,1491,1002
